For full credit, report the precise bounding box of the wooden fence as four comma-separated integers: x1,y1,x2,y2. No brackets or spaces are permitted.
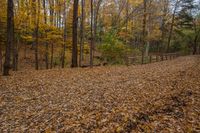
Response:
127,53,180,65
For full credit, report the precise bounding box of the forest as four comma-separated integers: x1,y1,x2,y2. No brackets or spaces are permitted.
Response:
0,0,200,132
0,0,199,74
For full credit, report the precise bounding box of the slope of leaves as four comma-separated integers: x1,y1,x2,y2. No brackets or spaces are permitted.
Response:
0,56,200,132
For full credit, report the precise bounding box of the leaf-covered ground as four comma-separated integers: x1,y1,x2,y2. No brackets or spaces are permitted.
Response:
0,56,200,132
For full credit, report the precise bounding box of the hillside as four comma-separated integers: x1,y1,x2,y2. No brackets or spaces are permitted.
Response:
0,56,200,132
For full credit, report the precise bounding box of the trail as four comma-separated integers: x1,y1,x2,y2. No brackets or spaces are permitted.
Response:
0,56,199,132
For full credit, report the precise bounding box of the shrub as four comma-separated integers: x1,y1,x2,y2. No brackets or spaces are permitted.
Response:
98,32,132,64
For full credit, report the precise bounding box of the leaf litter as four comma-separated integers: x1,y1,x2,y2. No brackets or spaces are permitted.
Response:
0,56,200,132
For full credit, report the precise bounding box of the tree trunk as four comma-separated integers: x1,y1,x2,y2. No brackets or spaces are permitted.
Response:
94,0,102,45
125,0,129,44
13,38,19,71
145,0,152,57
193,19,200,55
0,44,3,72
160,0,168,53
142,0,147,64
32,0,39,70
71,0,79,68
49,0,54,26
50,43,54,69
167,0,178,53
43,0,49,69
3,0,14,76
12,34,17,71
79,0,85,67
90,0,94,68
62,0,67,68
193,32,199,55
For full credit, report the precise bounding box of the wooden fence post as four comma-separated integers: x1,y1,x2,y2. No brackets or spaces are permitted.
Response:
161,54,164,61
149,55,152,63
156,55,158,62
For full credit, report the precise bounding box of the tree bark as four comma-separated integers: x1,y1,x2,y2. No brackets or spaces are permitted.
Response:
50,43,54,69
90,0,94,67
62,0,67,68
43,0,49,69
125,0,129,45
79,0,85,67
71,0,79,68
12,32,17,71
0,44,3,72
49,0,54,26
32,0,39,70
3,0,14,76
192,18,200,55
142,0,147,64
167,0,179,53
193,30,200,55
160,0,168,53
94,0,102,44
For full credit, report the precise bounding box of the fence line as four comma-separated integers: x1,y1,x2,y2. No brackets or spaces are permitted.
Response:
127,53,180,65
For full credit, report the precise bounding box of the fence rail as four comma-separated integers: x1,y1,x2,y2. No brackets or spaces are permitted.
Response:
127,53,180,65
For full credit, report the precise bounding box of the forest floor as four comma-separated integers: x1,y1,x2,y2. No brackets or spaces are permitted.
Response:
0,56,200,132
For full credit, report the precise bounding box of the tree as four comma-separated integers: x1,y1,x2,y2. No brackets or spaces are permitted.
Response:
90,0,94,67
176,0,199,54
62,0,68,68
142,0,147,64
32,0,40,70
167,0,179,52
94,0,103,43
49,0,55,69
0,0,6,73
79,0,85,67
160,0,169,53
3,0,14,76
43,0,49,69
71,0,79,68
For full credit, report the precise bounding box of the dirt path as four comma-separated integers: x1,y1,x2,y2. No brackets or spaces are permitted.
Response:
0,56,200,132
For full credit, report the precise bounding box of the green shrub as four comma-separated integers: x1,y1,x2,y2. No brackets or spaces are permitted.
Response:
97,32,132,64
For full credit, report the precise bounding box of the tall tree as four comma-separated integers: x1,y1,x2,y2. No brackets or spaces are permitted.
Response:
94,0,103,43
160,0,169,53
71,0,79,67
125,0,129,45
79,0,85,67
3,0,14,76
142,0,147,64
0,44,2,72
49,0,54,69
167,0,179,52
43,0,49,69
62,0,67,68
12,25,18,71
90,0,94,67
32,0,40,70
49,0,54,25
